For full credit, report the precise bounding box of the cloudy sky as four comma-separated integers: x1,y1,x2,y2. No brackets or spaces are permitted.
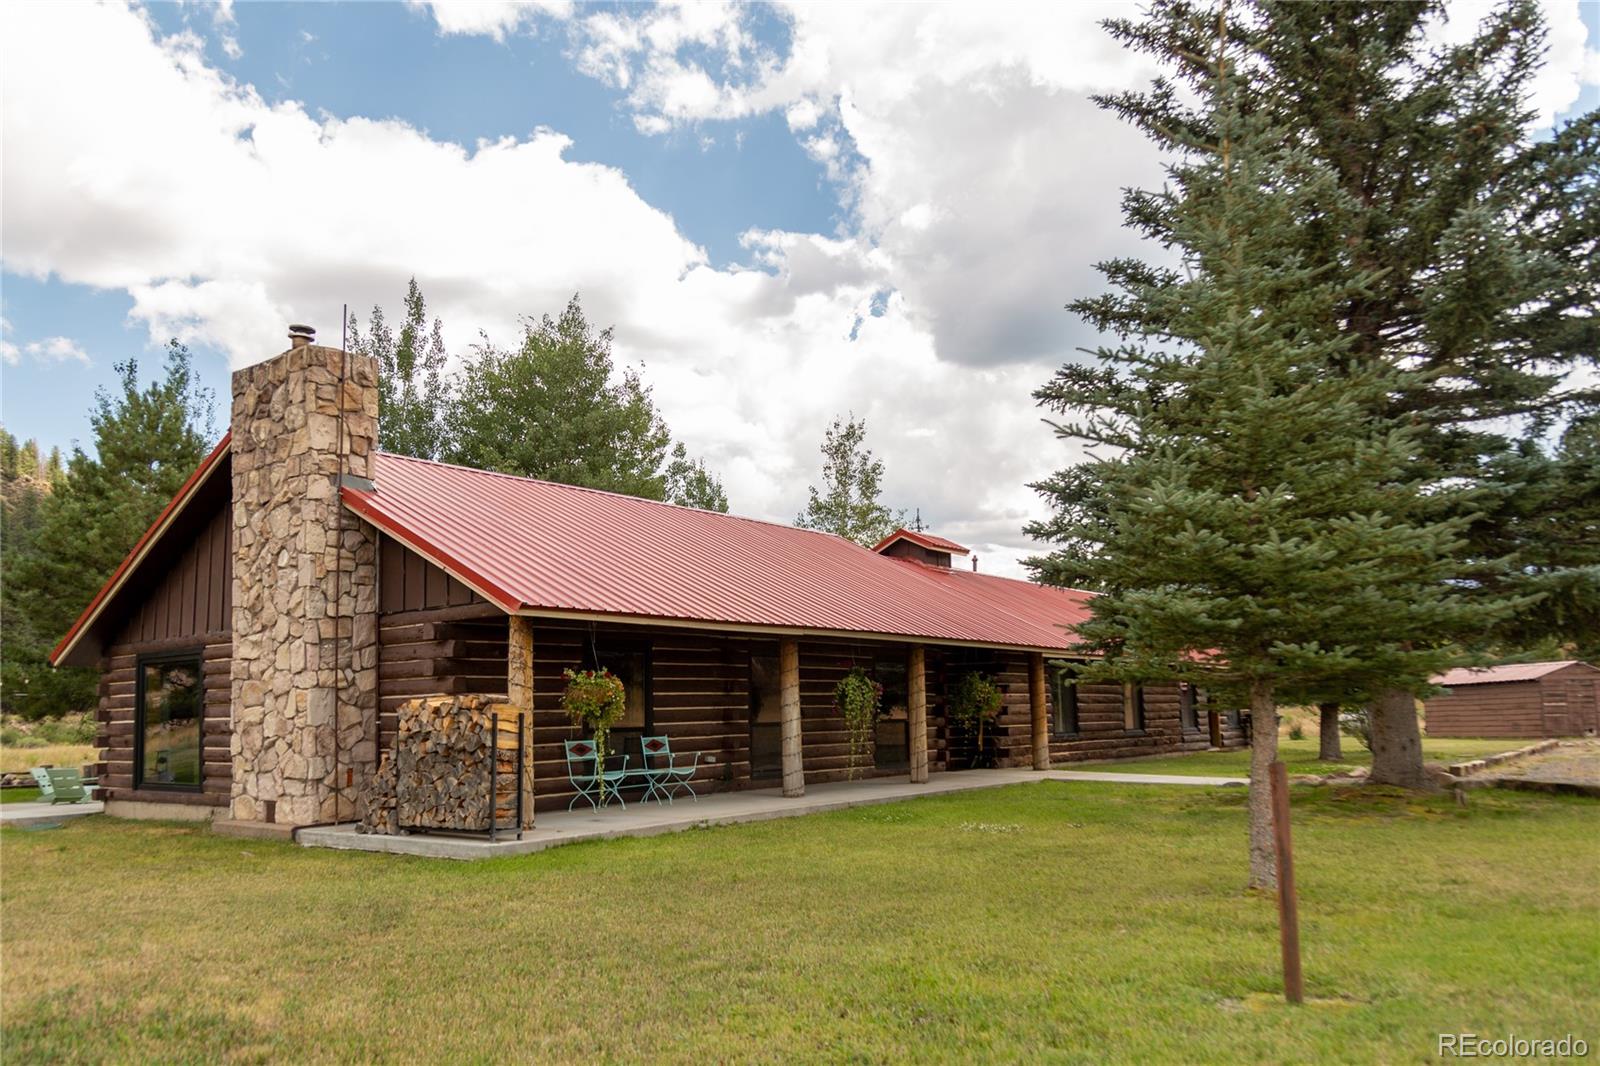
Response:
3,1,1597,576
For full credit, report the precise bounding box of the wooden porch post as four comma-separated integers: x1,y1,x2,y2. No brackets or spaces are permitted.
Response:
780,638,805,797
507,615,536,826
908,645,929,783
1030,652,1049,771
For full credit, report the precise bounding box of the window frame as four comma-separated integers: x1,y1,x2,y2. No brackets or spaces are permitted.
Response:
581,637,654,735
1179,682,1200,734
1050,665,1080,737
1123,682,1147,734
134,649,206,793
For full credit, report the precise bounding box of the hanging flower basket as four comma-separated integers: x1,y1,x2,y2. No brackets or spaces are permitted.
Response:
562,667,627,799
833,666,883,779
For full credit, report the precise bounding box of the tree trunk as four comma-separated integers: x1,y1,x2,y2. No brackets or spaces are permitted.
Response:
1248,681,1279,891
1317,701,1342,762
1368,686,1426,788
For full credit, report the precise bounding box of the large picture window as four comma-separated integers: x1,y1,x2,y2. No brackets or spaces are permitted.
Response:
136,654,204,790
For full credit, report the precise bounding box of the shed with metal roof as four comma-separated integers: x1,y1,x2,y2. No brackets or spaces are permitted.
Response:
1425,661,1600,738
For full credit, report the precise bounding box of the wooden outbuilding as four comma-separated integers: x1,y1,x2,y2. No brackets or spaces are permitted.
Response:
1425,661,1600,738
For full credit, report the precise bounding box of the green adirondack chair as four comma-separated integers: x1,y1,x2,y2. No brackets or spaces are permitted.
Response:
30,766,89,804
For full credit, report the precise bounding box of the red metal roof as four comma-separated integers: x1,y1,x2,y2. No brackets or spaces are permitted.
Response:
872,527,970,556
1433,661,1592,687
347,453,1094,652
49,433,233,668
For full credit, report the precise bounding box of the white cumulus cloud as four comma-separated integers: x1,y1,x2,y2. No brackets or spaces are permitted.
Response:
23,336,92,366
0,0,1113,574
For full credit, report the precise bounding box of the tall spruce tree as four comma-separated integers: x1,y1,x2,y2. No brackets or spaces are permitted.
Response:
3,343,215,718
795,414,904,546
1044,10,1504,888
1,429,68,714
348,278,450,459
1029,0,1598,787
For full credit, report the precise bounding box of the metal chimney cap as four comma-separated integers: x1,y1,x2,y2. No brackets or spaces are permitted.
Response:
288,324,316,348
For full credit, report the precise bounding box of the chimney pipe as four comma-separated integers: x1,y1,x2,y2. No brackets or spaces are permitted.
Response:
972,555,979,572
288,323,316,349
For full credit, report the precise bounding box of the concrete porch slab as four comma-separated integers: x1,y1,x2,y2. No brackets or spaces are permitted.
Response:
296,766,1246,860
0,800,104,827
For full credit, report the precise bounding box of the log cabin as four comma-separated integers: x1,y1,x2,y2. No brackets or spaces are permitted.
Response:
49,327,1244,828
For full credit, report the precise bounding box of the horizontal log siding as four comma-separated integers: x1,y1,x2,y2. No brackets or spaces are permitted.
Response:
1425,682,1550,738
1046,678,1240,764
95,636,232,806
795,641,951,784
378,616,509,752
375,611,965,807
516,623,755,811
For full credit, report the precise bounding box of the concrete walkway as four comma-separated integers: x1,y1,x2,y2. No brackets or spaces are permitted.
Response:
0,800,104,828
297,766,1245,861
1048,770,1247,786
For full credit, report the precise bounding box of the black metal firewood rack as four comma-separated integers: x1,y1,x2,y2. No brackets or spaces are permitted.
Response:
399,710,525,842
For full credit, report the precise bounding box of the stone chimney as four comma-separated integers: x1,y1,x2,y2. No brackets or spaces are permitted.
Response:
229,328,380,825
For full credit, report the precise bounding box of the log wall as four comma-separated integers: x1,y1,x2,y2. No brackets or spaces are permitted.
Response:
94,496,233,807
1044,676,1244,764
95,637,232,807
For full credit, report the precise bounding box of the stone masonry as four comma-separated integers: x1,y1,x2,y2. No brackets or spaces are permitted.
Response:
229,339,380,825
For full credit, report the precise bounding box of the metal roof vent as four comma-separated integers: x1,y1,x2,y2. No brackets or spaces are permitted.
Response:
288,324,316,349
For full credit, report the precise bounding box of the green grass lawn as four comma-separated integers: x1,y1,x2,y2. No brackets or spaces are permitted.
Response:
0,787,43,804
1084,736,1527,778
3,781,1596,1063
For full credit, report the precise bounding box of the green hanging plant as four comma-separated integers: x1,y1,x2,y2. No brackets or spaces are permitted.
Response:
833,666,883,779
561,667,627,800
948,672,1003,768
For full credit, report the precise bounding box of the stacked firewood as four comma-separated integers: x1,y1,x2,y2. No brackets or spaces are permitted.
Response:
356,694,524,834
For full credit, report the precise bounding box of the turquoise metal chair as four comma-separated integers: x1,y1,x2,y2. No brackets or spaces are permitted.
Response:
563,739,629,811
637,735,700,804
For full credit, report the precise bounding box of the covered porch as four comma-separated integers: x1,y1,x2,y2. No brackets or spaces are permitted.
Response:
375,598,1061,819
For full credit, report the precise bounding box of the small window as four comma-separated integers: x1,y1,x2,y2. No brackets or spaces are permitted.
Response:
136,653,204,790
1179,683,1198,733
1050,667,1079,736
1123,683,1146,732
